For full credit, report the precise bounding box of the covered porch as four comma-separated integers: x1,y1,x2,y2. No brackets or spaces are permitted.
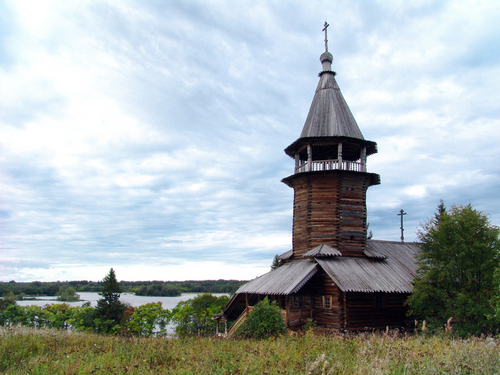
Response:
214,260,318,336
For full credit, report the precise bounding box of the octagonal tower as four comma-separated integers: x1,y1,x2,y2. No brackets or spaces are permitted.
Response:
282,46,380,258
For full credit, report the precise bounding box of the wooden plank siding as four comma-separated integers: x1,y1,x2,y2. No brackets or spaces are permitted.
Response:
290,171,371,258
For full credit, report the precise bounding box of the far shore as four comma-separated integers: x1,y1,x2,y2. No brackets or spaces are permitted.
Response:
17,296,81,302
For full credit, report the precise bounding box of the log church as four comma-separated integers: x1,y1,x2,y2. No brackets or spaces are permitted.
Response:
216,26,419,334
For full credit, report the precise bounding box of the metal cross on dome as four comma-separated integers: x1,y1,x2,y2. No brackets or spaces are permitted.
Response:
323,21,330,52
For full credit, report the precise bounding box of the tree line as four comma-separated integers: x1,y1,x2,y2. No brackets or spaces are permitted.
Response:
0,279,246,299
0,269,231,337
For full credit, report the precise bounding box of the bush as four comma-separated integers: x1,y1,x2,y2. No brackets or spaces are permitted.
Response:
170,294,229,336
121,302,171,337
236,297,286,339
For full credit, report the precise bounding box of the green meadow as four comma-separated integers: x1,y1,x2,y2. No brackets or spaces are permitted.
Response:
1,326,499,374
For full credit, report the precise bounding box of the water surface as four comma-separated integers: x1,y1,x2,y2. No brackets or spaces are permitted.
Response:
17,292,227,309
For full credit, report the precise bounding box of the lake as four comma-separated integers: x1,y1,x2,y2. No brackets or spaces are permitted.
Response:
15,292,229,336
17,292,227,310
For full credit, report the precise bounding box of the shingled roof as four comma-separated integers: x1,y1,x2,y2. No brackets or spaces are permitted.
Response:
234,260,318,295
233,240,419,296
303,243,342,258
283,52,377,158
300,66,364,140
319,240,419,293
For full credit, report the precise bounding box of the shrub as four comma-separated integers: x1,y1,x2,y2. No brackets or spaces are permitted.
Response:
236,297,286,339
121,302,170,337
171,293,229,336
303,317,317,333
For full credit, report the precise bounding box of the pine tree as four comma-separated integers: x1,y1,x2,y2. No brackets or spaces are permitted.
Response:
270,255,281,270
95,268,127,334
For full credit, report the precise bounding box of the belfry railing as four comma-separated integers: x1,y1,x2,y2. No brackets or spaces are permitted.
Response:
295,159,364,173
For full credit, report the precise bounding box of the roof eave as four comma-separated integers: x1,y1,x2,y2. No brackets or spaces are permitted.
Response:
284,136,378,158
281,170,381,188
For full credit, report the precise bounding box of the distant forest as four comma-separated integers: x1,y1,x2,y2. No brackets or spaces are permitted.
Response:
0,279,247,298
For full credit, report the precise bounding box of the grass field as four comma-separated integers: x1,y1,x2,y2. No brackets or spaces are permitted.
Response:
1,326,499,374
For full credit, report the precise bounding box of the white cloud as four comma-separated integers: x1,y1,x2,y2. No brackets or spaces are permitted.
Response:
2,0,500,281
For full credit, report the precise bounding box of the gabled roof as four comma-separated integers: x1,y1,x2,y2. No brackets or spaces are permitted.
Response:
317,240,419,293
235,240,418,296
367,240,419,273
300,71,364,140
235,260,317,295
303,243,342,258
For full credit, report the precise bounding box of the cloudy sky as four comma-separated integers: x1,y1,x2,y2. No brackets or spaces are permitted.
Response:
1,0,499,283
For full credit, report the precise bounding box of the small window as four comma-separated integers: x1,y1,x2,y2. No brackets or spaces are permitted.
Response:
298,296,304,307
292,295,310,308
375,294,384,308
303,295,311,307
323,295,332,309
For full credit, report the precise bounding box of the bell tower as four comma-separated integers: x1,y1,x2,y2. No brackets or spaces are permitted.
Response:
282,24,380,258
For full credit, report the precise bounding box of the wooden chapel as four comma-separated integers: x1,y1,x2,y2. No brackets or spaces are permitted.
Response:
215,27,419,335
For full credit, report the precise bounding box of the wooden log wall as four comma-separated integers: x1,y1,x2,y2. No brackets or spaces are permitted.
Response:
287,309,312,328
344,292,410,330
338,173,371,257
290,171,371,257
310,269,344,329
286,276,315,329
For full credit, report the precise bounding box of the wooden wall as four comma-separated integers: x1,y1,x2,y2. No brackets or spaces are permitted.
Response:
286,275,315,329
287,271,409,331
290,171,372,257
344,292,410,330
310,269,344,329
338,173,371,257
228,282,410,332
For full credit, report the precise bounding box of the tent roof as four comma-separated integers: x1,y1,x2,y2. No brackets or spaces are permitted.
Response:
300,71,364,140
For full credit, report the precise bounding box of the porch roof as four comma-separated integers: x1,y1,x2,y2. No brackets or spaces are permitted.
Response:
235,260,317,295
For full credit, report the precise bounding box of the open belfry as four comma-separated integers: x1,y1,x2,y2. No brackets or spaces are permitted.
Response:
216,25,419,335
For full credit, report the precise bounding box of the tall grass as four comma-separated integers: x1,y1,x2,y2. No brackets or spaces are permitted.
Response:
1,326,499,374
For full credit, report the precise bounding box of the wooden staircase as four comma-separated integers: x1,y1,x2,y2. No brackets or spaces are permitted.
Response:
226,306,254,338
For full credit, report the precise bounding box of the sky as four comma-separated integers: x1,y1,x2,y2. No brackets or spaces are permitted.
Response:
1,0,500,283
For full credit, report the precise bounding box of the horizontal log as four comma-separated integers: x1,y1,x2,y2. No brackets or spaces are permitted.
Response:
340,204,365,210
340,212,366,219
